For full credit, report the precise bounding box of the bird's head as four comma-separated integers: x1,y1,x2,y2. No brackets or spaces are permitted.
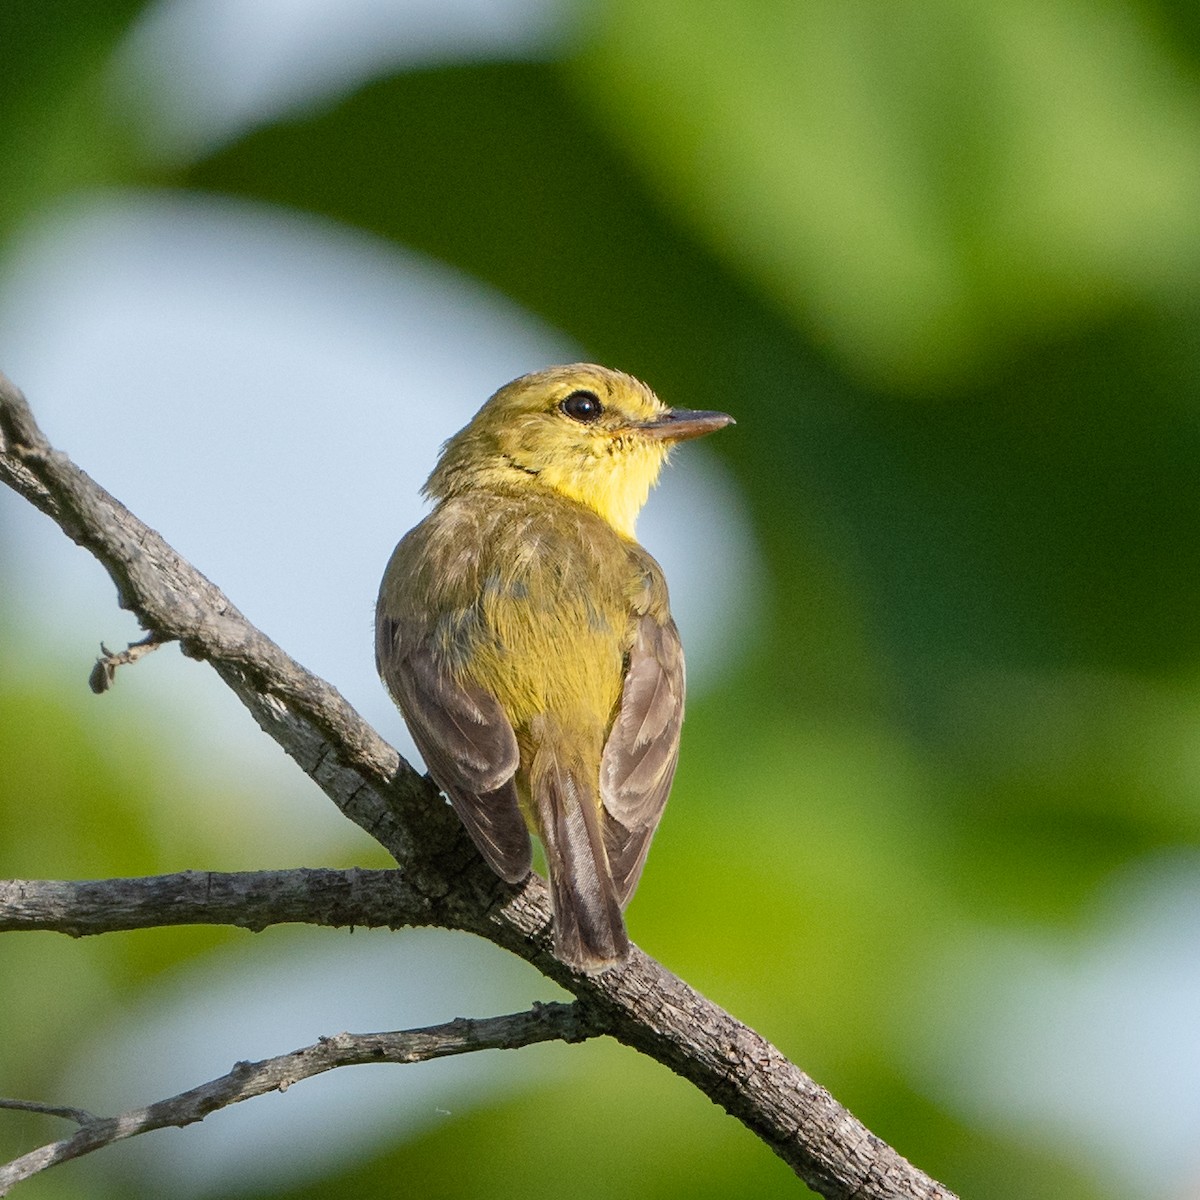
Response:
426,364,733,538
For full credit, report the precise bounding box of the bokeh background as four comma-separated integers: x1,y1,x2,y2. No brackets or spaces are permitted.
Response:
4,2,1200,1197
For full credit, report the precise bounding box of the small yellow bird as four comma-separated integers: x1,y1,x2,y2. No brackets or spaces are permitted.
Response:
376,365,733,971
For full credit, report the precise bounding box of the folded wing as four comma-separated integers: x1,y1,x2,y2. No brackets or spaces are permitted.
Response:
376,615,532,883
599,613,685,905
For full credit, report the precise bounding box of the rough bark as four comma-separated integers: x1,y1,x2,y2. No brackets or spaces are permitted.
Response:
0,1005,593,1193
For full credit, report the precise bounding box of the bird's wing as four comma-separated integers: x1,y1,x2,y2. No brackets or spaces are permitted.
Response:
376,615,532,883
599,613,685,905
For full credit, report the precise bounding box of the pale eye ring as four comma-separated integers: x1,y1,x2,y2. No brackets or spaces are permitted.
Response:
560,390,603,423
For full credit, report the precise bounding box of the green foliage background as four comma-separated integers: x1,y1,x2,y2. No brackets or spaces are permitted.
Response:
4,2,1200,1197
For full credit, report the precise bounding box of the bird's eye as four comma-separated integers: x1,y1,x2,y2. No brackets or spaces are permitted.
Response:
560,390,603,423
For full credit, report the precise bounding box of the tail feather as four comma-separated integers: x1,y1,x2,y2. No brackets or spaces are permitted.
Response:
534,756,629,972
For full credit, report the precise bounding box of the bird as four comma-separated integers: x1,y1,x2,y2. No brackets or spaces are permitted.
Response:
375,364,733,971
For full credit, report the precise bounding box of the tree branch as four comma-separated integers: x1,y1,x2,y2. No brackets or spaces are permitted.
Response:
0,869,432,936
0,1004,593,1194
0,370,958,1200
0,1101,94,1126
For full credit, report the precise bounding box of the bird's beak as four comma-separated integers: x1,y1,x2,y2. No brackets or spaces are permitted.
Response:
639,407,735,443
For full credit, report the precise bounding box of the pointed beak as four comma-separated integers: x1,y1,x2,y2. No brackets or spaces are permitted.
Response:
639,407,735,443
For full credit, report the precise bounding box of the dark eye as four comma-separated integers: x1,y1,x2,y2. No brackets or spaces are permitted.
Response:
560,389,603,423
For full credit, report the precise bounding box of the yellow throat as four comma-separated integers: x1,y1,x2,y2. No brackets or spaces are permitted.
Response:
425,363,732,539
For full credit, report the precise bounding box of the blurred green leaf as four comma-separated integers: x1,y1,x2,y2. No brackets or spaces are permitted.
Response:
0,2,146,239
576,0,1200,391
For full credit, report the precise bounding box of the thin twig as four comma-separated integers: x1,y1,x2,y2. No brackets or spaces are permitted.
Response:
0,1101,94,1126
0,1004,594,1194
88,632,171,693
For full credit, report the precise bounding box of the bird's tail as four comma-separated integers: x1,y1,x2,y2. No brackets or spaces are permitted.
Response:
533,750,629,973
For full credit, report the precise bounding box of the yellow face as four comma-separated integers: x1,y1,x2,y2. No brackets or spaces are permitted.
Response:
427,365,693,538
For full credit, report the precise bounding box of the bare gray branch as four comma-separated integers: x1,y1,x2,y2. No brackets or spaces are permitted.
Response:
0,1004,594,1194
0,869,432,936
0,1101,94,1126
